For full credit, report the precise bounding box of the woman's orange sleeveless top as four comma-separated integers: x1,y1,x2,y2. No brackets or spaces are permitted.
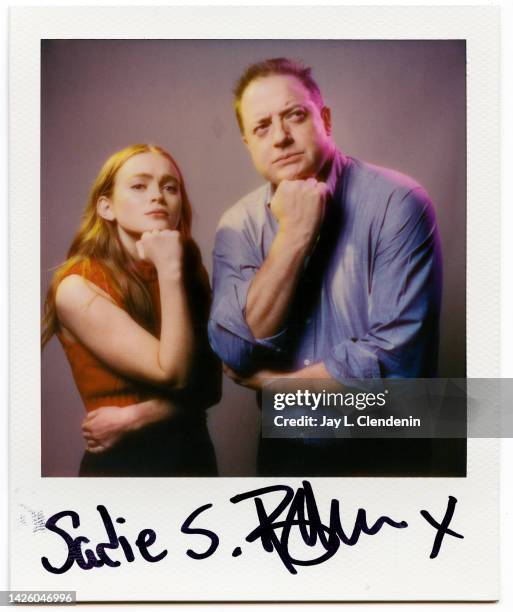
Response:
57,258,161,412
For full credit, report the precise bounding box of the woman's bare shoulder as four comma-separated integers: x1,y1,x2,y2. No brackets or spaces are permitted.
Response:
57,259,118,304
55,259,118,317
55,273,114,317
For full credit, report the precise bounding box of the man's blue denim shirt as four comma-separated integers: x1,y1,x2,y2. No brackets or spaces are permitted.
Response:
208,150,442,382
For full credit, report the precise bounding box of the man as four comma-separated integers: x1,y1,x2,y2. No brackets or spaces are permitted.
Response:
208,58,450,476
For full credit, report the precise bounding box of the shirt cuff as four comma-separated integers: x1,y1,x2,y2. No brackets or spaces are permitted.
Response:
324,339,384,390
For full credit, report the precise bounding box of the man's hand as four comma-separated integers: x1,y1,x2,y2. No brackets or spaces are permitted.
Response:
270,178,329,248
223,361,333,391
223,365,284,391
82,405,137,454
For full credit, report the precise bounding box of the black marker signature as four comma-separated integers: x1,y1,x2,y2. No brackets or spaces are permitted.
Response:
180,503,219,559
41,505,167,574
40,485,463,575
420,495,464,558
230,480,408,574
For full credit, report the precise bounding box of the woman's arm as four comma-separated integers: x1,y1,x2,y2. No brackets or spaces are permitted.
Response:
56,230,194,387
82,398,179,454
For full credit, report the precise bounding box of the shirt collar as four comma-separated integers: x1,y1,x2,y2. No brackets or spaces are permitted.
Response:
325,147,347,196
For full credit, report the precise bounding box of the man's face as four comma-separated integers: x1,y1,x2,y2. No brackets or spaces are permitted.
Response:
239,74,334,185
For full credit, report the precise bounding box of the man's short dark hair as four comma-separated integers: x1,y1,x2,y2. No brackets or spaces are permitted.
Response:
233,57,325,133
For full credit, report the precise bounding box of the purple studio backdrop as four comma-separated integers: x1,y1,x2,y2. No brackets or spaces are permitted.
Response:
41,39,466,476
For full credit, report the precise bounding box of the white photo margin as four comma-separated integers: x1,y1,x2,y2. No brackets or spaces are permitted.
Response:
9,5,500,602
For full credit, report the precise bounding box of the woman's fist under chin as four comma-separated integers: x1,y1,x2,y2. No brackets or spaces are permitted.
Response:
136,229,183,274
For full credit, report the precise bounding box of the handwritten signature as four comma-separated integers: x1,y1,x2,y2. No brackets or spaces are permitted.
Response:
41,480,463,575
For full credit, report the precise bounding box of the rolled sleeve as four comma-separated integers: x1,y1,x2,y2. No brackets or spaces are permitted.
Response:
326,187,442,383
208,212,288,373
325,340,382,381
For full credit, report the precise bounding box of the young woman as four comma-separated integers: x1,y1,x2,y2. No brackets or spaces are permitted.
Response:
42,144,221,476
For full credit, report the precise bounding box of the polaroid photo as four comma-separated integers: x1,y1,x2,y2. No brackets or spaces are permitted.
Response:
8,5,500,603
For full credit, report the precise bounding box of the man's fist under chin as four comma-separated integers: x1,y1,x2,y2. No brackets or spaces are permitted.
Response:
270,178,329,246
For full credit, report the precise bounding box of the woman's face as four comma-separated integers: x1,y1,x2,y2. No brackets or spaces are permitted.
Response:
98,152,183,244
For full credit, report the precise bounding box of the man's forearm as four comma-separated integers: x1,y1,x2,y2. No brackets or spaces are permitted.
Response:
245,230,310,339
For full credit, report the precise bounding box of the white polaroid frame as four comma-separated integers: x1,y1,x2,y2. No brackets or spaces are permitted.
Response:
9,6,500,602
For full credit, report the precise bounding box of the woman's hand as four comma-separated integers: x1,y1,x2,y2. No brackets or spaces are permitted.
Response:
136,229,183,275
81,398,179,454
82,405,136,454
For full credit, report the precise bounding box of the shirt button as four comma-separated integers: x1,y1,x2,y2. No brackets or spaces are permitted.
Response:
304,359,311,366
